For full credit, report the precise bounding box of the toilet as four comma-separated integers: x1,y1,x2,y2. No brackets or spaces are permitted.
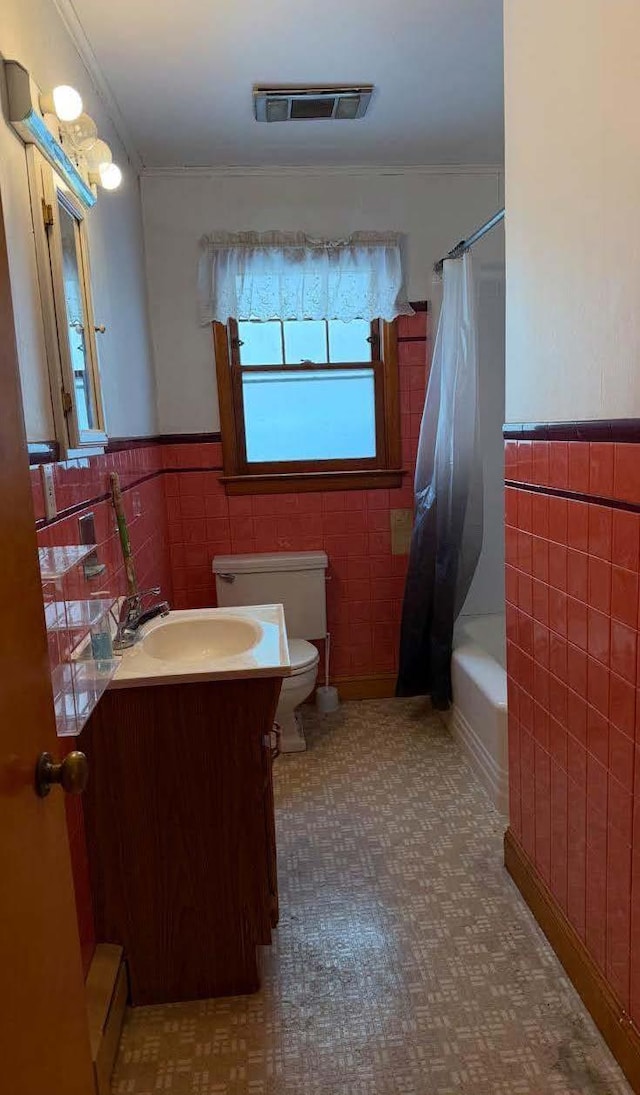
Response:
212,551,328,753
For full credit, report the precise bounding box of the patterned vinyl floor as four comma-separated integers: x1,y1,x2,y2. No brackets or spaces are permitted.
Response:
112,698,631,1094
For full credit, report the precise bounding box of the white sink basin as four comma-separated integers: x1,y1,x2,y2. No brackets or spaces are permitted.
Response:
140,615,262,663
110,605,291,689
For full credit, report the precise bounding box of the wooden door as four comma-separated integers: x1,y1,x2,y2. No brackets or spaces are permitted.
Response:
0,196,95,1093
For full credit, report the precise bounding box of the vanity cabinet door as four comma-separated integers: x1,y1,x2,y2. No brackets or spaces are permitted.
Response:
82,676,283,1005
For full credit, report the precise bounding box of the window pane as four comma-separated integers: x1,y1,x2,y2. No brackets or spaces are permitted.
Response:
283,320,327,364
238,320,283,365
327,319,372,363
58,198,94,431
242,369,376,462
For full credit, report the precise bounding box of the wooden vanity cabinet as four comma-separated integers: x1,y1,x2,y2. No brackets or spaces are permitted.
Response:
80,676,281,1006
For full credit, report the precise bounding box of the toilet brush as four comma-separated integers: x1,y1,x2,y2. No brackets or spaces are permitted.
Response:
315,632,340,714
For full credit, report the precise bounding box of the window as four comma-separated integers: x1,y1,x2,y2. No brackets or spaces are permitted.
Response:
214,316,402,494
29,149,107,453
200,230,412,494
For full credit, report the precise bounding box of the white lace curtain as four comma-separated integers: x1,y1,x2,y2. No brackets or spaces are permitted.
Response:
197,230,413,324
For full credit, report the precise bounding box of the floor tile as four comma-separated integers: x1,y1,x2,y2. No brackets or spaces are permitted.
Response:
113,698,630,1095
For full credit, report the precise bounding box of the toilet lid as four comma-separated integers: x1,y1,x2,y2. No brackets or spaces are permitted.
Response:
288,639,320,674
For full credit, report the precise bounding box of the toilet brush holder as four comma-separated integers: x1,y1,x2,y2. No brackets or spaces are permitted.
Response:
316,685,339,714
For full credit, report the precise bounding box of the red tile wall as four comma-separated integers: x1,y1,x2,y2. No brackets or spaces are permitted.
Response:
505,437,640,1022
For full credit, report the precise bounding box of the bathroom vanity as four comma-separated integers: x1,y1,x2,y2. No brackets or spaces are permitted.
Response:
80,606,290,1006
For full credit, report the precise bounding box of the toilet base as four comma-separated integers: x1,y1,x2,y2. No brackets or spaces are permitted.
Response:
279,709,307,753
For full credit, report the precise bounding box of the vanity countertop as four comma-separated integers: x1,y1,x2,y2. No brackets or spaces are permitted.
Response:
109,604,291,689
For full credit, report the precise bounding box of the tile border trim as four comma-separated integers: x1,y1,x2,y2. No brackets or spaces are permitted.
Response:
34,464,226,530
504,420,640,443
29,432,224,465
504,479,640,514
107,432,222,452
34,469,165,530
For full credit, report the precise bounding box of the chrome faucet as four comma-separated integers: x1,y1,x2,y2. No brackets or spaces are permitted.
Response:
113,586,170,650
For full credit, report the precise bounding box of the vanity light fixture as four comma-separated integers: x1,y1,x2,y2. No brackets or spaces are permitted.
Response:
3,60,122,204
40,84,83,122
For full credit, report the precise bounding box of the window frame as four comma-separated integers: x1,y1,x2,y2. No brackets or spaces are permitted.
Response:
28,148,107,456
213,317,403,495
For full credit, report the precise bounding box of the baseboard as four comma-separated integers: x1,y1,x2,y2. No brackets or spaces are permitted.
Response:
504,829,640,1092
448,705,509,816
85,944,128,1095
330,674,397,701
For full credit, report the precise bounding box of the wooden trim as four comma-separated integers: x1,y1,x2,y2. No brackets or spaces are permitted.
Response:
44,172,106,448
85,944,127,1095
237,360,379,373
504,419,640,443
222,469,404,495
382,320,402,471
215,317,403,493
214,321,241,477
504,828,640,1092
325,674,398,701
26,149,72,453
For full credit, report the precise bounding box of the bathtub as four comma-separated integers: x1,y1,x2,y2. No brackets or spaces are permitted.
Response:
448,613,508,816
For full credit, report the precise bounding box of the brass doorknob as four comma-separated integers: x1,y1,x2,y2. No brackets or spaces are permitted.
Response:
35,751,89,798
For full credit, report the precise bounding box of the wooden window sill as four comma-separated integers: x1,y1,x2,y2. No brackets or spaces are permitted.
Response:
221,469,406,496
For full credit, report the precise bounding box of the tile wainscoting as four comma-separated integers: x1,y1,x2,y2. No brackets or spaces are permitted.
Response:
30,310,429,979
504,429,640,1079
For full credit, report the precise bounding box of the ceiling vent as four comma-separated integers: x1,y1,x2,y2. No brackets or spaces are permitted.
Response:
254,85,373,122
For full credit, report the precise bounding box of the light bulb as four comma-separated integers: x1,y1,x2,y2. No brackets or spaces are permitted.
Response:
64,112,98,152
98,162,122,190
51,85,83,122
85,139,112,173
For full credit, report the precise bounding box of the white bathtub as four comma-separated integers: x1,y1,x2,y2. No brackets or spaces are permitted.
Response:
448,613,508,816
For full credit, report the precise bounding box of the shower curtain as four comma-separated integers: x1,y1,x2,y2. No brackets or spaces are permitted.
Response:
397,252,483,709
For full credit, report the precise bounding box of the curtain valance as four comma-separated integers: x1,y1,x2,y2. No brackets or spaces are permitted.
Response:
197,230,413,324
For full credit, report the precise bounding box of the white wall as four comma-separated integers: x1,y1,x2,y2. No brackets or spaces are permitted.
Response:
140,168,504,433
504,0,640,423
0,0,157,440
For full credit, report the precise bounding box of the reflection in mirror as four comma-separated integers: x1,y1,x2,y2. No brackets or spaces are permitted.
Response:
58,196,94,431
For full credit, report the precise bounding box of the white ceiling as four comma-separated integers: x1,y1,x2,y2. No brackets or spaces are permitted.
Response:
66,0,504,170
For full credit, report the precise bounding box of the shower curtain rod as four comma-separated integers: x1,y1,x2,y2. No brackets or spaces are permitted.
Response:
433,207,505,274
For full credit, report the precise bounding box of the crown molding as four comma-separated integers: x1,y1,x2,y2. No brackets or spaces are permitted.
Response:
51,0,143,172
141,163,504,180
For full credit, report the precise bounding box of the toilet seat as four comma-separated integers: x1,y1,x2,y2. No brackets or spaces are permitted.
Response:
285,639,320,677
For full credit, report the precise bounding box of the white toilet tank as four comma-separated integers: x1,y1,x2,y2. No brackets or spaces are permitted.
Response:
212,551,328,640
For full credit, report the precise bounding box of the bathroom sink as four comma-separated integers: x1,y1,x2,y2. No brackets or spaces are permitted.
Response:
140,615,262,662
110,605,291,689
